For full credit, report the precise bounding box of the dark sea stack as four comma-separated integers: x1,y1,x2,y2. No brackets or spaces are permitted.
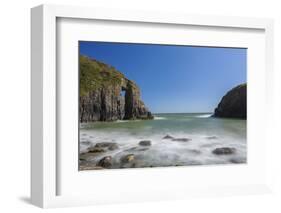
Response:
79,55,153,122
214,83,247,119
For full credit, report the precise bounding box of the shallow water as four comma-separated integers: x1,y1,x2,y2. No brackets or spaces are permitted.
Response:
79,113,246,170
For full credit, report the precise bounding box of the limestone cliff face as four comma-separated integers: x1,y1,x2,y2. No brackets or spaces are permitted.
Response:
79,56,153,122
214,83,247,119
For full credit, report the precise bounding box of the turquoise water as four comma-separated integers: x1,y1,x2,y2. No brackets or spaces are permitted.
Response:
80,113,247,168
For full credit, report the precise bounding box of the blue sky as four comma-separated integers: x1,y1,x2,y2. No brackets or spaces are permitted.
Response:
79,41,246,113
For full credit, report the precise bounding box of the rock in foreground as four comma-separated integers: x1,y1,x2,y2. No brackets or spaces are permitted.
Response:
214,84,246,119
97,156,113,168
139,140,151,146
120,154,135,164
162,135,191,142
95,142,119,150
88,147,105,153
212,147,236,155
172,138,191,142
163,135,174,139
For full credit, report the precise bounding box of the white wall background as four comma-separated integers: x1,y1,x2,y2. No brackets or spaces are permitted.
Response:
0,0,280,212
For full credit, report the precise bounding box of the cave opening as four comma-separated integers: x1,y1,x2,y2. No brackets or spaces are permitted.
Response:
120,90,126,97
120,87,129,119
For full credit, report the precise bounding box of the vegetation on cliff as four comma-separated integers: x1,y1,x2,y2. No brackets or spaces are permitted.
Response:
80,55,125,96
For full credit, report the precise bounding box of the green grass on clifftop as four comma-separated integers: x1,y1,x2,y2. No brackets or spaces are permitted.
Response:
80,55,125,96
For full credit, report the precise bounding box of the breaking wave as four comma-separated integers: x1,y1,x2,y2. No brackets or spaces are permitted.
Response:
195,114,212,118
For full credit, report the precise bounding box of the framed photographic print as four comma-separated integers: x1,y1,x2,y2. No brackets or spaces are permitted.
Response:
31,4,274,208
78,41,247,170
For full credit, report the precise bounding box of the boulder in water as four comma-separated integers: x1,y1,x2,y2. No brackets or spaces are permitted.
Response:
172,138,191,142
120,154,135,164
163,134,174,139
97,156,112,168
108,143,119,150
88,147,105,153
139,140,151,146
95,142,119,150
212,147,236,155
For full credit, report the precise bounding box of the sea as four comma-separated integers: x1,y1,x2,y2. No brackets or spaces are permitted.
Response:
80,113,247,168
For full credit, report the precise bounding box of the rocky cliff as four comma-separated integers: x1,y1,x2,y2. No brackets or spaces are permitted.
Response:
214,83,247,119
79,55,153,122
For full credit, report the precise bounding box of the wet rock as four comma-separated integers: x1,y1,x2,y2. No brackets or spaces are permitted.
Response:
163,134,174,139
212,147,236,155
95,142,115,147
96,156,112,168
95,142,119,150
172,138,191,142
120,154,135,164
139,140,151,146
108,143,119,150
87,142,119,153
80,152,102,161
206,136,218,140
88,147,105,153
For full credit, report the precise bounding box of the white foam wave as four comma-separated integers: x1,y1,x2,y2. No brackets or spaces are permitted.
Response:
116,120,129,123
195,114,212,118
154,116,167,120
116,119,141,123
79,129,246,167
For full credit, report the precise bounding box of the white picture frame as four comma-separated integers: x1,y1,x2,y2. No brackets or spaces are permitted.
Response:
31,4,274,208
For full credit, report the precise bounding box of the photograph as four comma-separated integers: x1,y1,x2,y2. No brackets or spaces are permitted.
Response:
78,41,247,171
